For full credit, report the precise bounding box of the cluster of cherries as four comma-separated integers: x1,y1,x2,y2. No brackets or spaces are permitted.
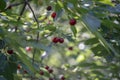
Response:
7,5,77,26
40,65,66,80
40,65,53,75
7,49,14,54
52,37,64,44
46,5,76,45
46,6,77,26
17,64,28,74
17,64,65,80
6,5,74,80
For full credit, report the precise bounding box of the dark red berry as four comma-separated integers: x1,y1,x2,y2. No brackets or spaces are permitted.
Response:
52,37,59,43
39,71,44,75
25,46,32,52
23,70,27,74
17,64,22,69
7,5,12,9
60,75,65,80
45,65,49,70
48,68,53,73
51,12,56,18
58,38,64,43
47,6,52,11
68,47,73,50
7,50,13,54
49,77,54,80
69,19,76,25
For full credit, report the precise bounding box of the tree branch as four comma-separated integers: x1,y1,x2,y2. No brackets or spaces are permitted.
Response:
24,1,40,80
17,3,27,21
26,0,39,28
0,1,31,12
14,3,27,31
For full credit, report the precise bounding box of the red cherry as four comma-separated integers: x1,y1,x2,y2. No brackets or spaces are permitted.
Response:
25,46,32,52
23,70,27,74
52,37,59,43
51,12,56,18
45,65,49,70
39,71,44,75
17,64,22,70
7,5,12,9
47,6,52,11
49,78,54,80
58,38,64,43
48,68,53,73
60,75,65,80
7,50,13,54
69,19,76,25
68,47,73,50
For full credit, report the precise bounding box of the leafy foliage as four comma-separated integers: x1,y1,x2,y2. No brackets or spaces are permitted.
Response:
0,0,120,80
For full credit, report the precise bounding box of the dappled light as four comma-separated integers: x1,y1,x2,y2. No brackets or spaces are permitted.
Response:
0,0,120,80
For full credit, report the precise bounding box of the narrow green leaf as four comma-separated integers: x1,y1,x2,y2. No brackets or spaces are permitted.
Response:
91,70,105,76
82,14,120,57
69,0,78,5
99,0,114,6
70,26,77,37
15,47,36,73
55,3,62,12
57,1,64,8
85,38,99,45
45,25,56,31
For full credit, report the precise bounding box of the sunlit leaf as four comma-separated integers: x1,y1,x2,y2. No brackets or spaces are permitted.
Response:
99,0,114,6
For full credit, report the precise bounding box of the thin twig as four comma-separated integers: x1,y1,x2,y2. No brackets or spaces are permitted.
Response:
32,32,39,64
26,0,39,28
17,3,27,21
9,1,26,7
25,0,40,64
0,1,30,13
14,3,27,31
24,1,40,80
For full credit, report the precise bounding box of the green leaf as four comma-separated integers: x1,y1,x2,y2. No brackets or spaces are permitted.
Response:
0,53,7,74
13,74,22,80
91,43,108,56
82,14,101,32
55,3,62,12
15,47,36,73
45,25,56,31
102,20,120,30
70,26,77,37
57,1,64,8
65,35,75,42
0,0,6,11
82,14,119,57
91,70,105,76
85,38,99,45
4,33,36,74
99,0,114,6
3,62,17,80
69,0,78,5
4,62,17,74
79,62,96,67
3,73,14,80
40,67,50,77
76,7,88,15
0,27,4,37
0,39,5,49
